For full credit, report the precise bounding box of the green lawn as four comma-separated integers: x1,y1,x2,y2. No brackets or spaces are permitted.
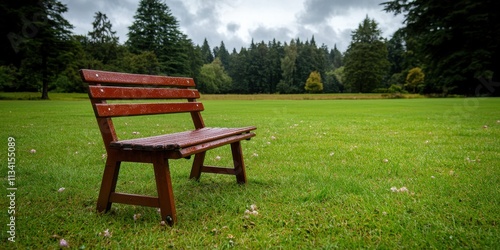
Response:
1,96,499,248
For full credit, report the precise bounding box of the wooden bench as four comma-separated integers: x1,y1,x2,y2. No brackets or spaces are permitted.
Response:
80,69,256,225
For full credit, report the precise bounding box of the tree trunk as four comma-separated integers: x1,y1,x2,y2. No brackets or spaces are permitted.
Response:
41,48,49,100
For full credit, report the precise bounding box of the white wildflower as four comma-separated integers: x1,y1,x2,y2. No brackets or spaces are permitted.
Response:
250,204,258,211
102,229,112,238
59,239,69,248
133,213,141,221
399,187,409,192
30,149,36,154
390,186,398,192
215,156,221,161
58,187,65,192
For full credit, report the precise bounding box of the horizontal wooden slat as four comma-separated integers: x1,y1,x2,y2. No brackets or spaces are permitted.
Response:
178,133,256,158
110,126,257,150
80,69,195,87
109,192,160,207
95,102,204,117
201,166,237,175
89,86,200,100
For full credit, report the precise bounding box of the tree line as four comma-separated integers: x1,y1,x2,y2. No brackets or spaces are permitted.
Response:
1,0,498,99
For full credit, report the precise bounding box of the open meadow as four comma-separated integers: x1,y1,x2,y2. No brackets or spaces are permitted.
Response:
1,94,499,248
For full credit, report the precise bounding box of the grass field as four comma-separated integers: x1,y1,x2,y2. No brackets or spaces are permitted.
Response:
1,94,499,248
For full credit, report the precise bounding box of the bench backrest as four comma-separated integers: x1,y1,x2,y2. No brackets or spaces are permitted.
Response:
80,69,205,150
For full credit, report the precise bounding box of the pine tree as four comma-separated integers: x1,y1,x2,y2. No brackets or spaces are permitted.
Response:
200,38,214,64
11,0,74,99
127,0,191,75
330,45,343,69
267,39,284,93
384,0,500,95
213,41,230,71
279,40,298,93
228,48,249,93
344,16,389,92
87,12,119,64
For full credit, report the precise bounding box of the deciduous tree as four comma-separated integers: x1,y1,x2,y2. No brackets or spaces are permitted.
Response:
198,58,232,94
305,71,323,93
406,67,424,93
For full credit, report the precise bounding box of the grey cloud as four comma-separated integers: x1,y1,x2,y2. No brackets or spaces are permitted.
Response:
60,0,138,43
250,26,293,43
227,23,240,33
168,0,220,27
297,0,384,25
61,0,401,53
167,1,230,48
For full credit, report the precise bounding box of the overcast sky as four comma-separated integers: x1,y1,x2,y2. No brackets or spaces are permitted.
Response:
59,0,404,52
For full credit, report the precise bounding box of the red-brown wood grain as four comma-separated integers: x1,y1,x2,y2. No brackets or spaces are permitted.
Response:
80,69,256,226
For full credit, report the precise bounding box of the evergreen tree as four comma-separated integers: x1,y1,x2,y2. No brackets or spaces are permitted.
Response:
186,43,203,85
200,38,214,64
127,0,191,75
330,45,343,69
344,16,389,92
213,41,230,71
228,48,250,93
386,30,405,84
87,12,119,64
295,39,311,92
9,0,74,98
267,39,284,93
384,0,500,95
246,40,270,93
279,40,298,93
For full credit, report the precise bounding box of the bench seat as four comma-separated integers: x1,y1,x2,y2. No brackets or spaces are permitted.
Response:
111,126,256,158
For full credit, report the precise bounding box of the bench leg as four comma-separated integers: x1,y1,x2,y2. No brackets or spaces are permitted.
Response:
231,141,247,184
189,152,206,181
96,156,121,213
152,155,177,225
